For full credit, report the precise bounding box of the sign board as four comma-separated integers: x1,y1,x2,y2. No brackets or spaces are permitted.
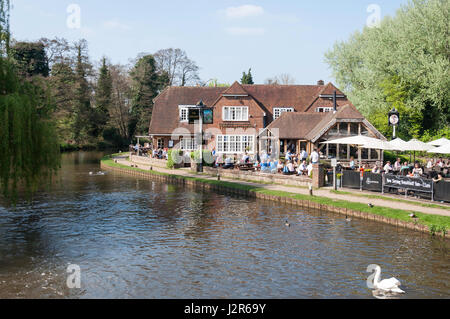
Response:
384,174,433,193
188,109,200,124
168,140,174,148
331,159,337,167
362,173,383,192
202,109,213,124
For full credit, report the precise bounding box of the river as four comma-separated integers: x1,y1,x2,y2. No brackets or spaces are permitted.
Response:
0,152,448,298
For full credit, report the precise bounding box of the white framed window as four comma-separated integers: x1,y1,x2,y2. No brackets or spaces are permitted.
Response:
222,106,249,121
216,135,254,153
316,107,333,113
179,137,198,150
273,107,294,119
179,105,196,122
157,138,164,149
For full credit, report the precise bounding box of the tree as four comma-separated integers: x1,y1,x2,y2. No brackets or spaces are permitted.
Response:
325,0,449,139
11,41,49,77
241,68,254,84
0,0,10,56
129,54,164,137
153,48,200,86
39,37,71,68
72,39,94,143
93,57,112,137
106,63,132,143
0,1,60,201
265,73,296,85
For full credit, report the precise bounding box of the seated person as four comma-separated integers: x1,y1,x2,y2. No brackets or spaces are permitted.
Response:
242,152,250,164
277,161,284,173
412,163,423,177
349,157,356,170
297,160,308,176
371,164,380,174
383,161,393,174
307,163,314,177
223,156,234,169
287,160,296,175
260,161,269,172
270,161,278,174
433,173,443,183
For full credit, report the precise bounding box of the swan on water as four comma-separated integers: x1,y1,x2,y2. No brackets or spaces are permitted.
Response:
369,264,405,294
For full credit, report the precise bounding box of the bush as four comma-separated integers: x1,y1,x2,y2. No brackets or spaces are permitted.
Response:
167,149,184,169
190,150,214,167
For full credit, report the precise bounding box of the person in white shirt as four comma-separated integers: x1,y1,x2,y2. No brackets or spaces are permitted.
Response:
307,163,314,177
383,161,393,174
297,160,308,175
310,149,319,164
426,159,433,169
300,149,308,161
394,158,401,172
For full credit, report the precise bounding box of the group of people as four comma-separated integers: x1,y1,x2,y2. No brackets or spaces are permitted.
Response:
214,148,321,177
367,157,446,182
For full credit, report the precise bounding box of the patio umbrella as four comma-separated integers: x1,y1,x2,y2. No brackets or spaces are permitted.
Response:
362,139,396,151
426,137,450,147
387,138,410,151
428,143,450,154
322,136,387,167
404,139,434,163
321,135,384,145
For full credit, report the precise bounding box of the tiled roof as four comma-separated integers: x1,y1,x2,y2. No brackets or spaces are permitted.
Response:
266,112,326,139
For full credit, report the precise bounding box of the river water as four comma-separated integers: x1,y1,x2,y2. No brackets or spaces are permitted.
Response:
0,152,448,299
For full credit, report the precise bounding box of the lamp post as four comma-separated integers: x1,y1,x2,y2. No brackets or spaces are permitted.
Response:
196,100,206,173
388,108,400,139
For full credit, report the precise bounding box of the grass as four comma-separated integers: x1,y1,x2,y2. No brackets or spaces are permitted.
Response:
101,155,450,231
331,189,450,211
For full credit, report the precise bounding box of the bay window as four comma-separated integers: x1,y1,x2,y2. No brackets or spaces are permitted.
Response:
216,135,254,153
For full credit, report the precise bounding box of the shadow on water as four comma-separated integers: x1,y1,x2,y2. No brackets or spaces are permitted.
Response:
0,151,448,298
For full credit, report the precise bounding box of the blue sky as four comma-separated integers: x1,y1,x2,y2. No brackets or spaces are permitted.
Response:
11,0,408,85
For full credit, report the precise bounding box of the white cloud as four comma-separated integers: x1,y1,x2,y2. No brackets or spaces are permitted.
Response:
225,27,265,36
102,20,132,31
225,5,264,19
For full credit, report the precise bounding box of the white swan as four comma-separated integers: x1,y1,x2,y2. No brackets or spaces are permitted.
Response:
372,265,405,294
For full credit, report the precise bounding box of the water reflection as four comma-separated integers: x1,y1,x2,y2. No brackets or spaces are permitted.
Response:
0,152,448,299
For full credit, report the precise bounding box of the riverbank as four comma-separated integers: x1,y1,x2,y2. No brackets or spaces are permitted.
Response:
101,154,450,238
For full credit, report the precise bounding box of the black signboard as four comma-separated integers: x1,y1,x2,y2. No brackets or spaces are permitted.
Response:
362,172,383,192
383,174,433,193
342,171,361,189
434,180,450,203
188,109,200,124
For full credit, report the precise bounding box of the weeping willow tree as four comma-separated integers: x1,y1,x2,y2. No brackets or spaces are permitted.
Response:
0,0,60,201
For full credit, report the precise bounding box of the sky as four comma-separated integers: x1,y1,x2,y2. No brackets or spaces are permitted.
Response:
10,0,409,85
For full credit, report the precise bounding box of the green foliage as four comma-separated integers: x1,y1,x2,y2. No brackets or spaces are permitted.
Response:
0,58,60,200
167,149,184,169
190,149,214,166
0,0,10,56
325,0,450,140
383,151,409,164
129,54,166,137
240,68,254,85
92,57,112,137
11,41,49,77
206,79,230,87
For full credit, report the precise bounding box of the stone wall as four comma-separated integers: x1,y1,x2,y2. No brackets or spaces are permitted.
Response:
130,155,167,168
203,167,312,187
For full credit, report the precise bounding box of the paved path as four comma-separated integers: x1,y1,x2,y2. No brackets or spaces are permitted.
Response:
114,157,450,217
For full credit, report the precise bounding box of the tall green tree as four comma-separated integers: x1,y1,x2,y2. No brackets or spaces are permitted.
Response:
129,54,166,137
241,68,254,85
72,40,93,143
11,41,49,77
92,57,112,137
325,0,449,140
0,1,60,201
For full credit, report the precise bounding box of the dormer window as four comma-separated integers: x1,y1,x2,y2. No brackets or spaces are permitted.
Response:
179,105,196,122
273,107,294,119
316,107,333,113
223,106,249,121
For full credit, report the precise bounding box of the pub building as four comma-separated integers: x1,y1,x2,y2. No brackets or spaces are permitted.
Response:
148,81,385,164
